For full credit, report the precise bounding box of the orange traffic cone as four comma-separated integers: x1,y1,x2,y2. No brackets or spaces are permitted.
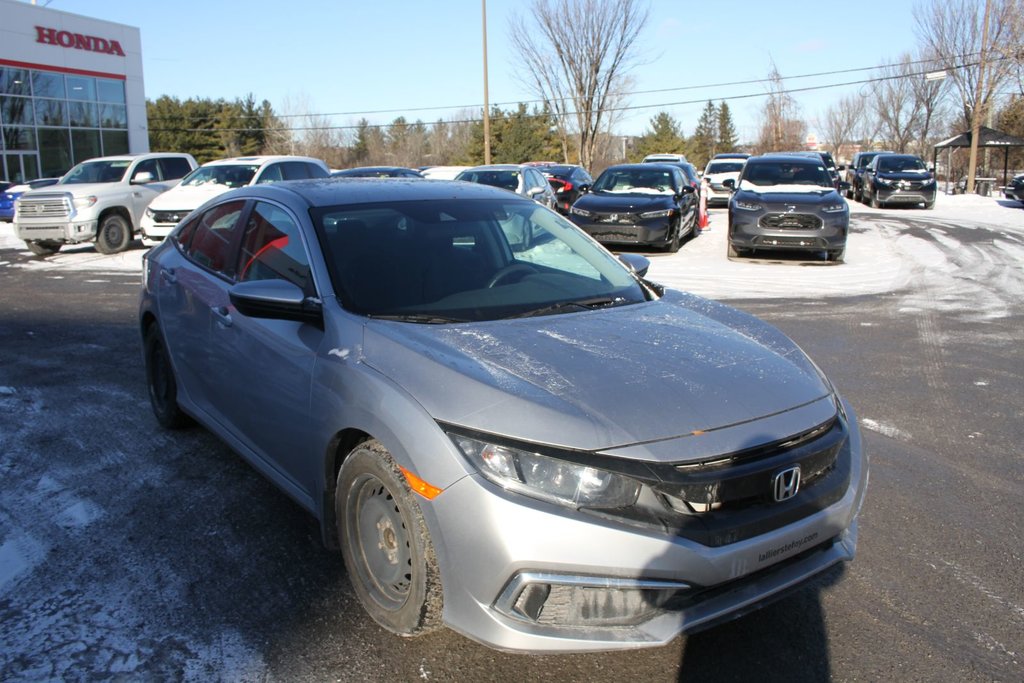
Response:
698,180,709,230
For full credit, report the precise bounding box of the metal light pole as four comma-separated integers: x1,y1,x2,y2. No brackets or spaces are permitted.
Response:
966,0,992,195
482,0,492,165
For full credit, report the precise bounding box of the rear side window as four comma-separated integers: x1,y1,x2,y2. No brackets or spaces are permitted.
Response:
184,200,246,275
237,201,311,291
255,164,284,184
159,156,193,180
281,161,328,180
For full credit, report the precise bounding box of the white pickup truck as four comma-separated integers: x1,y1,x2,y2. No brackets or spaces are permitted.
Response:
13,153,197,255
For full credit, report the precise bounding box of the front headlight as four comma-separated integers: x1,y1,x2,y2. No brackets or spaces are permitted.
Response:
73,195,97,209
822,202,847,214
639,208,675,219
875,178,893,186
569,206,592,217
450,433,641,509
734,200,762,212
145,207,155,219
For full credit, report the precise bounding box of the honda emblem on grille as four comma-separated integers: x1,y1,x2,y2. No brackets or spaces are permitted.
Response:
784,205,797,214
772,466,801,502
609,214,619,222
35,204,44,215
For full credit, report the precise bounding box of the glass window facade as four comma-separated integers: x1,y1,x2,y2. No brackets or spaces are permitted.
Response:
0,66,129,181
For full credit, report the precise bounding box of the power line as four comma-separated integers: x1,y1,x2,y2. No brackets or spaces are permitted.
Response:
148,54,998,134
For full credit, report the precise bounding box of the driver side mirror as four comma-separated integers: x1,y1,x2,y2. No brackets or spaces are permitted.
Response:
617,253,650,278
131,171,155,184
723,178,736,191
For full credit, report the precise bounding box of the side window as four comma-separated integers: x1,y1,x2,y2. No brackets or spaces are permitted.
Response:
173,214,199,249
132,159,159,182
281,161,311,180
159,156,193,180
185,200,246,275
306,162,329,179
237,201,311,291
255,164,284,184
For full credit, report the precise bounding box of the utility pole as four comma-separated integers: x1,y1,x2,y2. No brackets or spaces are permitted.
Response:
482,0,491,165
966,0,992,195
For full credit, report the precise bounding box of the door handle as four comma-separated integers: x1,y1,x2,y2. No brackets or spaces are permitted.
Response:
160,268,177,285
211,306,233,327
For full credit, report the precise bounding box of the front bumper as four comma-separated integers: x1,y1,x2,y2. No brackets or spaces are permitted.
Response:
425,405,866,652
876,184,936,205
140,214,176,240
728,210,847,253
569,215,674,248
13,218,97,243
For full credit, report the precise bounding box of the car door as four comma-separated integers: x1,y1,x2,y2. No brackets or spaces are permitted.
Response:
128,158,166,224
211,199,323,495
156,199,248,418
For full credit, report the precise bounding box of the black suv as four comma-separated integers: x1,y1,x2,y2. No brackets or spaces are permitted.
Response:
845,151,894,202
862,154,937,209
536,164,593,214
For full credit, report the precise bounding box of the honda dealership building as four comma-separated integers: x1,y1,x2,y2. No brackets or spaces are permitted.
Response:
0,0,148,183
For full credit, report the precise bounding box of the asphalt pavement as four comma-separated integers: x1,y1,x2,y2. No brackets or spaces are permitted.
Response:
0,209,1021,682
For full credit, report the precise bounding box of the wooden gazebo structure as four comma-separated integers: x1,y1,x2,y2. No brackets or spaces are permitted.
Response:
933,126,1024,194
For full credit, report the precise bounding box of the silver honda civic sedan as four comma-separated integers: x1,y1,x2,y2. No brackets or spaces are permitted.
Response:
139,178,867,652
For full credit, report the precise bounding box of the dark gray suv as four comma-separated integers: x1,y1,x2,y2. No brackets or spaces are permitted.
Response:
726,154,850,263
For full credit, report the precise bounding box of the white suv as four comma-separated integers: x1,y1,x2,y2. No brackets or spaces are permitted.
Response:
703,158,747,207
140,156,329,242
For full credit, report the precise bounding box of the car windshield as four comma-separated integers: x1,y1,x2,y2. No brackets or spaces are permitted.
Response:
739,162,833,189
60,160,130,184
877,157,928,173
592,168,678,195
312,198,648,321
182,164,259,188
456,170,520,192
705,162,744,174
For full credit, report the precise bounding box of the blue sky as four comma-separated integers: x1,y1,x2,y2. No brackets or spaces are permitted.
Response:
45,0,925,142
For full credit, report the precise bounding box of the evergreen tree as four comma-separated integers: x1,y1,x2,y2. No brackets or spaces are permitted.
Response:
631,112,686,161
717,101,739,153
690,100,718,169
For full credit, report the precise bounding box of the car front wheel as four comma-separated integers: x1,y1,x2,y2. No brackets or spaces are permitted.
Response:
336,439,443,636
95,214,132,254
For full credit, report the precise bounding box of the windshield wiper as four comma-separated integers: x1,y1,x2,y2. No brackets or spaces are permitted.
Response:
504,296,625,319
367,313,468,324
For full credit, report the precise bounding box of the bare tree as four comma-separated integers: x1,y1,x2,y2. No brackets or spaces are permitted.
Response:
820,94,861,161
915,0,1024,190
756,61,807,152
871,54,923,153
509,0,648,170
909,48,948,155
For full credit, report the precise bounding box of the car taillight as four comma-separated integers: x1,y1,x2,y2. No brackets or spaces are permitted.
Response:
562,181,574,192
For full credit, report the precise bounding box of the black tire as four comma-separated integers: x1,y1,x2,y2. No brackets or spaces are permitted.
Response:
664,221,682,253
727,240,740,259
337,440,443,636
827,246,846,263
870,191,881,209
144,325,192,429
95,214,132,254
25,240,62,256
923,200,935,210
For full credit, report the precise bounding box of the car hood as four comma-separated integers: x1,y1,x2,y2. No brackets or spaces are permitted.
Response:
874,171,934,182
574,192,675,212
359,291,834,461
147,183,232,211
735,186,843,206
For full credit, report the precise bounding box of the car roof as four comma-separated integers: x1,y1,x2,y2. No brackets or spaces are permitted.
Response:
461,164,529,171
748,154,827,164
202,155,325,167
217,177,534,208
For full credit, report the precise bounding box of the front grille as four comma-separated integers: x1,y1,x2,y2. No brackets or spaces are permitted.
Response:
594,212,640,224
150,209,189,224
759,212,822,230
17,195,70,219
590,416,851,547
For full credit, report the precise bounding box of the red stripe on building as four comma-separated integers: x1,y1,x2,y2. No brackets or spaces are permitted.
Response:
0,58,126,81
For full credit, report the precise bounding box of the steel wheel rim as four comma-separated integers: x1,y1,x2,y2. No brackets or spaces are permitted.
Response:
349,473,413,610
